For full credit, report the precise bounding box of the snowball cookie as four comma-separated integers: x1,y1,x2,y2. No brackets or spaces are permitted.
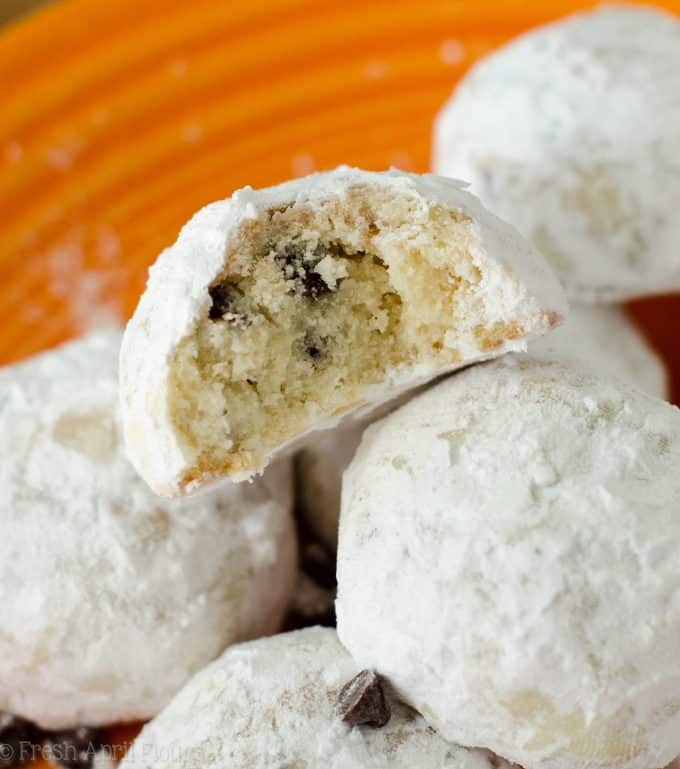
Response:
0,330,297,730
337,355,680,769
120,166,566,497
299,306,667,551
533,305,668,398
433,5,680,302
120,627,509,769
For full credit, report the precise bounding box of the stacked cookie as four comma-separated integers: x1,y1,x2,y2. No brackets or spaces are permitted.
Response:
0,330,297,765
337,356,680,769
297,303,668,552
2,5,680,769
298,3,678,556
116,159,678,768
113,167,570,769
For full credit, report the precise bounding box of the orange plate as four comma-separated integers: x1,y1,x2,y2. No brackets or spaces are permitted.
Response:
1,0,680,762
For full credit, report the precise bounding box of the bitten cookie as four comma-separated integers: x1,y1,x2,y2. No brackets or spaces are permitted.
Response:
0,330,297,730
120,166,565,497
433,5,680,302
337,355,680,769
120,627,511,769
298,305,667,551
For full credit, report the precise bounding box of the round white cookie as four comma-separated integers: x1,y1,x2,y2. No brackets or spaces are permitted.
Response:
0,330,297,730
298,306,667,550
433,5,680,302
121,166,565,497
120,627,510,769
337,355,680,769
532,305,668,398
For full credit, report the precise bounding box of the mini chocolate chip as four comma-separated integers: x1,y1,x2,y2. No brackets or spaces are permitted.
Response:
301,269,332,300
274,243,333,300
336,670,391,728
208,283,248,323
273,241,357,300
326,242,365,260
44,727,106,769
0,713,42,768
299,331,329,366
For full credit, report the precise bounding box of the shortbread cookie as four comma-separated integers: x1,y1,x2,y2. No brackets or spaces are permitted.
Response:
298,306,667,550
337,355,680,769
433,5,680,302
0,330,297,730
120,166,565,496
120,627,510,769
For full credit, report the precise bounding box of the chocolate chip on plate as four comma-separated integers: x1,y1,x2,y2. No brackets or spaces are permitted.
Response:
336,670,391,728
43,727,106,769
0,713,42,769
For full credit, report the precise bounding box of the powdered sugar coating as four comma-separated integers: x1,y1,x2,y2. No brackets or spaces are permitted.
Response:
433,5,680,302
337,355,680,769
298,306,667,550
121,627,510,769
0,330,297,729
532,305,668,398
120,166,565,496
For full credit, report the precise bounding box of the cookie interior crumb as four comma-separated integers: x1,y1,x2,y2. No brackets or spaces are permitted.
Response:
168,186,516,482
